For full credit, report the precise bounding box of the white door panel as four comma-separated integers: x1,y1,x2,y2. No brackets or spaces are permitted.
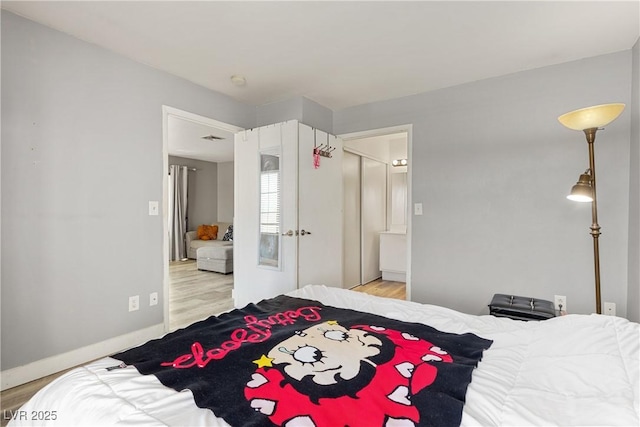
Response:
298,125,343,288
278,122,299,278
233,122,298,307
343,151,361,288
234,121,342,306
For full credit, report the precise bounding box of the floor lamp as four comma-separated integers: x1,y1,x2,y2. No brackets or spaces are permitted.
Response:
558,103,625,314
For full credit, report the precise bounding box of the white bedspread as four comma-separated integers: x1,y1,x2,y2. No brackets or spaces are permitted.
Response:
10,285,640,426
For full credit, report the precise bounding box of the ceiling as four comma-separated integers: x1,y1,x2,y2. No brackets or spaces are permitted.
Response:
167,114,236,163
3,1,639,162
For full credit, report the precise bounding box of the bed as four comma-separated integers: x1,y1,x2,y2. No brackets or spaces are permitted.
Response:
9,285,639,427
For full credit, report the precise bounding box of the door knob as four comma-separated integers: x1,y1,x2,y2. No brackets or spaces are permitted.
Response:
300,229,312,236
282,230,294,236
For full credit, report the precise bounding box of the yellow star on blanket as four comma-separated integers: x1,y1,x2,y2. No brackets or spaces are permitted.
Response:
253,354,274,368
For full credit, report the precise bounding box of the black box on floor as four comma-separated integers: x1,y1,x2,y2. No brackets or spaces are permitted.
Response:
489,293,556,321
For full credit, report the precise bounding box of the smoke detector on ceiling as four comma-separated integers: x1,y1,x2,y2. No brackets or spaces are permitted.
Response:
230,75,247,87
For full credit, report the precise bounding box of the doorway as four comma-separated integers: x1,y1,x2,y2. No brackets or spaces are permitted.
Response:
340,126,412,299
161,106,243,331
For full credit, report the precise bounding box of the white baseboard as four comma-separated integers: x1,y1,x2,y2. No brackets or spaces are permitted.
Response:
382,271,406,282
0,323,165,391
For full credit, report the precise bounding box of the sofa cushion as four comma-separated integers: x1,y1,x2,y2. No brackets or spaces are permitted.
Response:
197,246,233,260
190,239,232,251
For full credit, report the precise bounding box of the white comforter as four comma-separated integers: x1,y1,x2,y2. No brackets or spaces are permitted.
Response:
10,285,640,426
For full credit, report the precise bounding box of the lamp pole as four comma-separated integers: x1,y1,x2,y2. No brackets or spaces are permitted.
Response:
559,103,624,315
584,128,602,314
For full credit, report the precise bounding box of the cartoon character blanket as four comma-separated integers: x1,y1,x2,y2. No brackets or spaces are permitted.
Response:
112,295,492,427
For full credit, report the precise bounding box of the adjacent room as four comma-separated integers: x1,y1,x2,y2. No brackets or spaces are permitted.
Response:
165,108,238,330
1,1,639,426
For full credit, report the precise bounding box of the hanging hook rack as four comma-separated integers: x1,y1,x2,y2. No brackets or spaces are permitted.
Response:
313,130,334,158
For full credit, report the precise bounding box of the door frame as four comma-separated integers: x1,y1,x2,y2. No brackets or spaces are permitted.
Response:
338,124,413,300
161,106,244,332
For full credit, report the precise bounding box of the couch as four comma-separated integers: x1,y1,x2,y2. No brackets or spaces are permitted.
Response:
196,246,233,274
185,222,232,260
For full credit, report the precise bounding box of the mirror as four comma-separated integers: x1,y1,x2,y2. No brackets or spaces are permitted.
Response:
258,152,281,268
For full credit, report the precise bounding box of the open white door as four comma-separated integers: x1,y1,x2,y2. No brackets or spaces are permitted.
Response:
233,122,299,307
234,121,343,306
297,124,343,288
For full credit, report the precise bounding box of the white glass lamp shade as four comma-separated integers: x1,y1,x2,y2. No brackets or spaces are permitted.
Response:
558,103,625,131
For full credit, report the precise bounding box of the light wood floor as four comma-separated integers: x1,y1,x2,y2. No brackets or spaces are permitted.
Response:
169,260,234,331
351,278,406,300
0,265,404,425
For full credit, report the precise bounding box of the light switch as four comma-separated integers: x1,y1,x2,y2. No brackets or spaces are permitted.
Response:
414,203,423,216
148,201,159,216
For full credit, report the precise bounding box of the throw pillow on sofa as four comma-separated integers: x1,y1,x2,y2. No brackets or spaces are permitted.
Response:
197,224,218,241
222,225,233,241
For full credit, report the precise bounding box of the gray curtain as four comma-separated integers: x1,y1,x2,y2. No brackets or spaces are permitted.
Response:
169,165,189,261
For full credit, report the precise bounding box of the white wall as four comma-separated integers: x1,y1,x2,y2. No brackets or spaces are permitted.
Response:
217,161,234,223
1,11,254,372
628,38,640,323
335,51,633,317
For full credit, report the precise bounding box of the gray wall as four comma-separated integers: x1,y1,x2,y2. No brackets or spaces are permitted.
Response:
256,98,304,127
335,51,633,317
628,39,640,323
1,12,254,370
168,156,218,231
256,96,333,133
301,97,334,133
217,162,234,223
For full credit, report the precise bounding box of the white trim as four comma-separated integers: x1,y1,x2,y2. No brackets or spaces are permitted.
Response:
162,106,170,334
340,124,410,142
338,124,413,301
382,271,407,282
0,324,165,391
161,106,244,332
343,147,388,165
163,106,244,135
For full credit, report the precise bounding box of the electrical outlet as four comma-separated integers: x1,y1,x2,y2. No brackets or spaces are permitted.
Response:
554,295,567,313
129,295,139,312
148,201,159,216
149,292,158,307
604,302,616,316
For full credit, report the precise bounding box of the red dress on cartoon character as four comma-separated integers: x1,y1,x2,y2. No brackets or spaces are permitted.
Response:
244,321,453,427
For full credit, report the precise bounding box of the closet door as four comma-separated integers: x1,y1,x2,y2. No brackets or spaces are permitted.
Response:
297,124,343,288
361,157,387,284
342,151,361,288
